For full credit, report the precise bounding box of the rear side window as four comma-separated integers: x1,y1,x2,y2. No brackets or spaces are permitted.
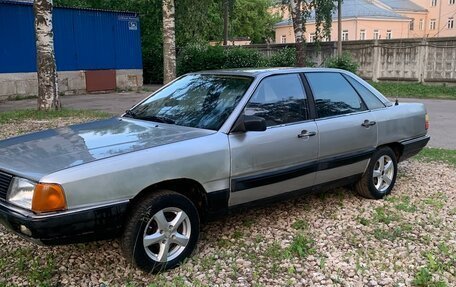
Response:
245,74,308,127
306,72,366,118
344,75,385,110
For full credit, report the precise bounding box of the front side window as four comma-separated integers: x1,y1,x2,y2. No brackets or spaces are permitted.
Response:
245,74,308,127
306,72,366,118
129,74,253,130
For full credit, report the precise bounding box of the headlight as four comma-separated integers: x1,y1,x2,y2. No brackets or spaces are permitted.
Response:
7,177,36,210
7,178,67,213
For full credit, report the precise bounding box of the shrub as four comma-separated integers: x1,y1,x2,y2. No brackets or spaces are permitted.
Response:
266,48,296,67
325,52,359,74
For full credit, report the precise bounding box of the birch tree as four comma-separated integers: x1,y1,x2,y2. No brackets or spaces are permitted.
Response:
163,0,176,84
34,0,61,110
285,0,335,66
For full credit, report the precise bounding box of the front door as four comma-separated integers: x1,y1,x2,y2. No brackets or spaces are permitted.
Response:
228,74,319,206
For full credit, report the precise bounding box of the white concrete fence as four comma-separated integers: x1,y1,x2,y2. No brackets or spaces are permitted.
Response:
243,37,456,84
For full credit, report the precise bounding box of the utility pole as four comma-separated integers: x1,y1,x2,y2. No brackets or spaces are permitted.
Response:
337,0,342,56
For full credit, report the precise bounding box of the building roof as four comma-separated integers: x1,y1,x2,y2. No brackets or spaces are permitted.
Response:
378,0,427,12
274,0,408,27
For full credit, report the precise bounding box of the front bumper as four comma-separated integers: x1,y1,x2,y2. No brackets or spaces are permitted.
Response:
0,200,129,245
399,135,430,162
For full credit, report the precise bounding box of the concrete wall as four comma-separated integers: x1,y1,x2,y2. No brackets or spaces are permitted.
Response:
242,37,456,84
0,69,143,99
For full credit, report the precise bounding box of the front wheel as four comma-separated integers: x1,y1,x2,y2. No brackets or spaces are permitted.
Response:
355,147,398,199
121,190,200,273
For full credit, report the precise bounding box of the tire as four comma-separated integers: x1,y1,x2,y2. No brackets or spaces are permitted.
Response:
121,190,200,273
355,147,398,199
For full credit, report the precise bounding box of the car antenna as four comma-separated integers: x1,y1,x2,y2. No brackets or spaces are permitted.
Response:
395,97,399,106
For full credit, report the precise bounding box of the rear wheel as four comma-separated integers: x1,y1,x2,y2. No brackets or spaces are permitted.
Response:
121,190,200,273
355,147,397,199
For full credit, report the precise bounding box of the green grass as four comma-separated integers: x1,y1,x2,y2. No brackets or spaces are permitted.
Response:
415,148,456,167
370,81,456,100
0,109,111,124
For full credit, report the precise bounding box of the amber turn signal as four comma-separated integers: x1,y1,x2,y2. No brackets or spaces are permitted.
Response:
32,183,67,213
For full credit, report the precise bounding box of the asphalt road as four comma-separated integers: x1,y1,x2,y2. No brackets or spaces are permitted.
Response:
0,90,454,149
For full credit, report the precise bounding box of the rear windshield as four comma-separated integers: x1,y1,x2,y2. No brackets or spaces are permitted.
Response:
129,74,253,130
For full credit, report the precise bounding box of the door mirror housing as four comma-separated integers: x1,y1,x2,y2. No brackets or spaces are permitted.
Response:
232,115,267,133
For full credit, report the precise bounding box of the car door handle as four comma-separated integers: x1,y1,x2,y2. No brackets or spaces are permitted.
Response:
298,130,317,138
361,120,376,128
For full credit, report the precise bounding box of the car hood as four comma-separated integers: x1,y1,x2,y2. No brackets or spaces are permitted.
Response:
0,117,215,180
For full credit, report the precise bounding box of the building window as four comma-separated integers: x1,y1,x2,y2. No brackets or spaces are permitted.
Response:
450,0,455,4
409,19,415,31
281,35,286,43
309,33,316,43
431,0,437,6
430,19,437,30
373,30,380,39
419,19,424,30
342,30,349,41
386,30,392,39
360,29,366,40
449,18,455,29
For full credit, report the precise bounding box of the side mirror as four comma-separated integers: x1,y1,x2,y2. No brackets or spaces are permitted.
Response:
232,115,267,133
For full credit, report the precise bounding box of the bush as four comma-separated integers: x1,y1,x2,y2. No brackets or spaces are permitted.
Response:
266,48,296,67
325,52,359,74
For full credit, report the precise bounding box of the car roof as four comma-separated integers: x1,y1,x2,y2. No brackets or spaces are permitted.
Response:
192,67,350,77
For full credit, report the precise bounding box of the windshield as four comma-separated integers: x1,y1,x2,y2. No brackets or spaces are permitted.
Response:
128,74,253,130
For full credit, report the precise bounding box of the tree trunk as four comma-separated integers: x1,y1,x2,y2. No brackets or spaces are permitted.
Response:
337,0,342,56
163,0,176,84
34,0,60,110
223,0,229,45
290,0,305,67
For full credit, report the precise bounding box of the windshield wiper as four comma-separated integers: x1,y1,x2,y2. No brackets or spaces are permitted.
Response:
123,109,137,118
136,115,176,124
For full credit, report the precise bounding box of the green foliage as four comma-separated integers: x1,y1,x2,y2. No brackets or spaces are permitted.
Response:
370,81,456,100
0,109,111,124
325,52,359,74
288,233,316,258
231,0,281,43
415,148,456,167
177,45,268,75
266,48,296,67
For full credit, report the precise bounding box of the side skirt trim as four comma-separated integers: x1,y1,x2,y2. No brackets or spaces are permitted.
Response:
231,148,374,193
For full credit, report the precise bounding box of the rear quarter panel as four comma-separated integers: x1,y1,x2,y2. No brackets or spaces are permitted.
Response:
372,103,427,145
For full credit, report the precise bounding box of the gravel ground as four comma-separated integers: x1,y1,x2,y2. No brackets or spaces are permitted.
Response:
0,118,455,287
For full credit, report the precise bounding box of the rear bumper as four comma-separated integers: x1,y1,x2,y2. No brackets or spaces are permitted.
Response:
0,200,129,245
399,135,430,162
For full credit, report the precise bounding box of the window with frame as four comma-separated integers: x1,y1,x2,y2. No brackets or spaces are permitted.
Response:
309,33,316,43
360,30,366,40
373,30,380,39
450,0,455,5
344,75,385,110
419,19,424,30
306,73,366,118
410,19,415,31
431,0,437,6
342,30,349,41
448,18,454,29
430,19,436,30
245,74,308,127
281,35,287,43
386,30,392,39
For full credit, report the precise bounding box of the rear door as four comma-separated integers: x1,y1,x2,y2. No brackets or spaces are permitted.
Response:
229,74,318,206
304,72,378,184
